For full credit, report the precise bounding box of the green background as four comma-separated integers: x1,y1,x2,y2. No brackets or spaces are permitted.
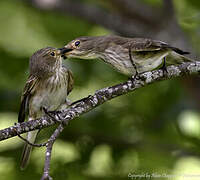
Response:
0,0,200,179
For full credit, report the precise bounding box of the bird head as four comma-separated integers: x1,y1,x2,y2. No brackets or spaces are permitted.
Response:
30,47,66,77
61,36,102,59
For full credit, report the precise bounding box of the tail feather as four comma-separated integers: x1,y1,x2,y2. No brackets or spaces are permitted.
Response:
20,143,32,170
20,130,39,170
161,43,190,55
170,46,190,55
18,96,29,123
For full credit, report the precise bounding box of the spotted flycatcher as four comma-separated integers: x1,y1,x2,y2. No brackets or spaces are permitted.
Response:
62,35,193,76
18,47,74,169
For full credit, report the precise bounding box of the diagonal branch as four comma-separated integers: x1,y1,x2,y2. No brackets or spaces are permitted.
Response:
27,0,176,36
26,0,150,36
0,61,200,142
1,61,200,179
41,124,65,180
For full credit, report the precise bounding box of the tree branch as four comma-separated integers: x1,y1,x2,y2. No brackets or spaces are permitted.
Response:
41,124,64,180
1,61,200,179
27,0,151,36
1,61,200,142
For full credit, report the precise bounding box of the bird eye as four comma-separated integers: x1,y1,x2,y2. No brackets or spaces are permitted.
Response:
50,52,55,57
75,41,80,47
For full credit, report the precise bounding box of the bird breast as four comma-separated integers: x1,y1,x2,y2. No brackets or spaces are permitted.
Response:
100,46,137,76
100,45,169,75
30,68,68,114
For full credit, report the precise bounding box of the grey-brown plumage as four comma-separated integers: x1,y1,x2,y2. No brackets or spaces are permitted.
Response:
18,47,74,170
63,35,192,76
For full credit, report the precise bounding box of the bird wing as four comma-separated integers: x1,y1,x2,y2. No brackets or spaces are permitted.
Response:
18,75,39,123
129,38,189,55
67,69,74,95
129,38,166,52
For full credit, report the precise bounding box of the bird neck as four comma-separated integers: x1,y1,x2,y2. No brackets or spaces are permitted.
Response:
51,58,62,72
32,59,63,79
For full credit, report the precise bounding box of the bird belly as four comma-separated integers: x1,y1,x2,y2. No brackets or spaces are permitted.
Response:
102,49,136,76
113,62,136,76
134,52,169,73
30,74,68,115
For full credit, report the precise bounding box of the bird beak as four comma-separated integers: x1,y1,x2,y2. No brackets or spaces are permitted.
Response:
58,47,73,60
58,47,73,54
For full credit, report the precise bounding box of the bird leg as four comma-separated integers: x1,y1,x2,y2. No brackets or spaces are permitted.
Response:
42,107,62,123
160,57,168,76
128,44,139,80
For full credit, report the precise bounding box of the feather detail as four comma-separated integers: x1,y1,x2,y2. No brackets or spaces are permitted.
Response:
18,76,38,122
67,69,74,95
20,129,39,170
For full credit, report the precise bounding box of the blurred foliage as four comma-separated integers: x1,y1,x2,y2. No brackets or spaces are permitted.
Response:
185,0,200,9
0,0,200,180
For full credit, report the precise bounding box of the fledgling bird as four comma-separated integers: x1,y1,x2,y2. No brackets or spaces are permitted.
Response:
62,35,193,76
18,47,74,170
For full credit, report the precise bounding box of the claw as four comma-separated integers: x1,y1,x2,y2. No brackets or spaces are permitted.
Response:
42,107,62,123
160,57,168,77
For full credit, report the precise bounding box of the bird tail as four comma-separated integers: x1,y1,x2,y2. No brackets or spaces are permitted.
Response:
170,46,190,55
20,129,39,170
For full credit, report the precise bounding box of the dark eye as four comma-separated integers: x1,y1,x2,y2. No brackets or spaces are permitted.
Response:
50,52,55,56
75,41,80,47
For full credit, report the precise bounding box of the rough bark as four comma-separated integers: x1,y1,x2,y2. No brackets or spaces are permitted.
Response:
1,61,200,179
1,62,199,142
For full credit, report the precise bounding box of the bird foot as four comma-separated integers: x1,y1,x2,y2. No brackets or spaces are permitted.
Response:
65,99,72,106
161,67,168,77
160,57,168,77
42,107,62,123
129,72,140,82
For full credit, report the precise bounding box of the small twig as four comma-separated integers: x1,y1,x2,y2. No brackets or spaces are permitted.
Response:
14,123,47,147
41,124,65,180
17,133,47,147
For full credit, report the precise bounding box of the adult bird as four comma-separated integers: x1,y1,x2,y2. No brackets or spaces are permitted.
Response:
18,47,74,169
62,35,193,76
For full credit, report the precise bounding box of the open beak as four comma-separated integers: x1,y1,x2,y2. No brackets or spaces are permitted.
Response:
58,47,73,59
59,47,73,54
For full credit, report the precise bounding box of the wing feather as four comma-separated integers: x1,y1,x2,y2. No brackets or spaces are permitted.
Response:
67,70,74,95
18,75,38,122
129,38,165,52
128,38,189,55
